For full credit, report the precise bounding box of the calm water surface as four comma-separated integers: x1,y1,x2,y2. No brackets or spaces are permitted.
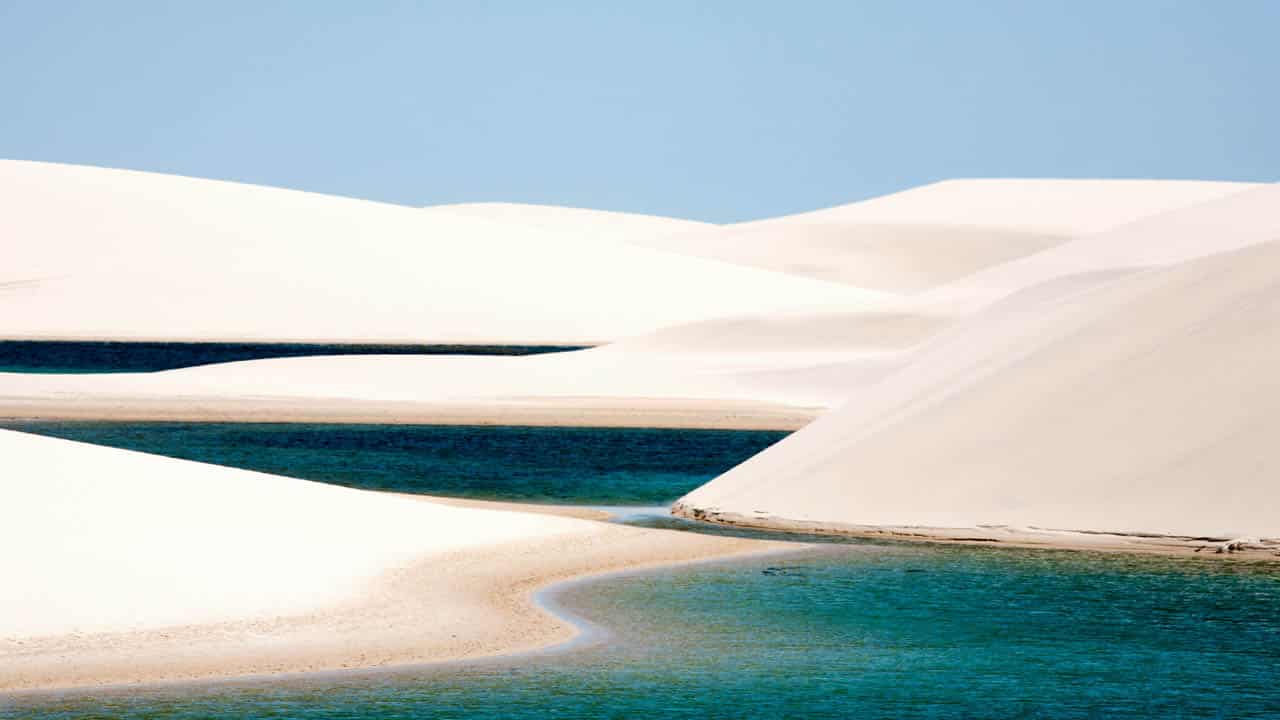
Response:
0,340,586,373
3,423,1278,718
8,546,1279,719
0,422,788,505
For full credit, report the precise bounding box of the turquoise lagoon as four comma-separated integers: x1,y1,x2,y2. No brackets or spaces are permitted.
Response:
3,424,1278,719
0,422,787,505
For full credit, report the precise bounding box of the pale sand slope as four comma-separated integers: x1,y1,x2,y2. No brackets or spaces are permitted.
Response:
0,429,787,690
6,182,1271,428
673,236,1280,554
0,160,879,344
0,303,949,428
430,201,713,238
624,179,1255,291
4,183,1269,427
923,182,1280,311
684,181,1280,409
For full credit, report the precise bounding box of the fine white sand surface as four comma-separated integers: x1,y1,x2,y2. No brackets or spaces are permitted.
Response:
0,429,787,690
0,428,584,638
674,235,1280,552
2,169,1272,434
4,164,1278,691
922,182,1280,311
625,179,1256,291
5,179,1267,429
0,160,880,344
0,305,939,428
428,200,714,239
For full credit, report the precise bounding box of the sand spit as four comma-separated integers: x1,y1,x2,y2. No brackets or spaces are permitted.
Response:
0,429,789,691
0,304,926,428
0,392,818,430
0,305,936,429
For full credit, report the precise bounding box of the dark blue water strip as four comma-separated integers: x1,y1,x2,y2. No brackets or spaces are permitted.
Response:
0,340,590,373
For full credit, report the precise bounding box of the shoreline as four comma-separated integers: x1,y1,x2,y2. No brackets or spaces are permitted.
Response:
0,396,817,431
670,503,1280,561
1,503,797,694
0,335,605,347
8,494,1277,694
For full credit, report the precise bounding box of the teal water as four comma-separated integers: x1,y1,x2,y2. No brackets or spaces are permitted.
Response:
8,546,1279,719
3,424,1277,718
0,422,788,505
0,340,587,373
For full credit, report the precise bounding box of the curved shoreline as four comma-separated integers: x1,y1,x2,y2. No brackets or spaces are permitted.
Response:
1,508,798,694
524,537,810,658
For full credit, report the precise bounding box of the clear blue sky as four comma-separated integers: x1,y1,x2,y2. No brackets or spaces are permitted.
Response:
2,1,1276,222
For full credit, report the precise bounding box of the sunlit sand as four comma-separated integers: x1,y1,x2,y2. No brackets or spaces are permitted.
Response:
3,161,1276,692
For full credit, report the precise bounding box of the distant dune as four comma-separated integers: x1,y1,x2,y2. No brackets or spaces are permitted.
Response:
429,200,713,239
629,179,1254,291
924,182,1280,310
4,172,1266,434
0,304,948,427
0,160,876,344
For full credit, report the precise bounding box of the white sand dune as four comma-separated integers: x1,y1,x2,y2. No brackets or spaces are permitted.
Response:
0,160,880,344
629,179,1255,291
429,201,713,238
0,304,950,428
4,171,1271,433
675,233,1280,546
0,428,783,690
925,182,1280,310
758,178,1257,234
0,428,585,637
6,165,1280,690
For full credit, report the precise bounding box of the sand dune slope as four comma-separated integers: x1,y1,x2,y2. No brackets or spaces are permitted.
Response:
634,180,1254,291
928,183,1280,309
0,304,950,427
429,201,713,239
0,160,878,344
0,429,784,690
675,237,1280,546
768,179,1257,233
0,428,586,637
3,174,1272,432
